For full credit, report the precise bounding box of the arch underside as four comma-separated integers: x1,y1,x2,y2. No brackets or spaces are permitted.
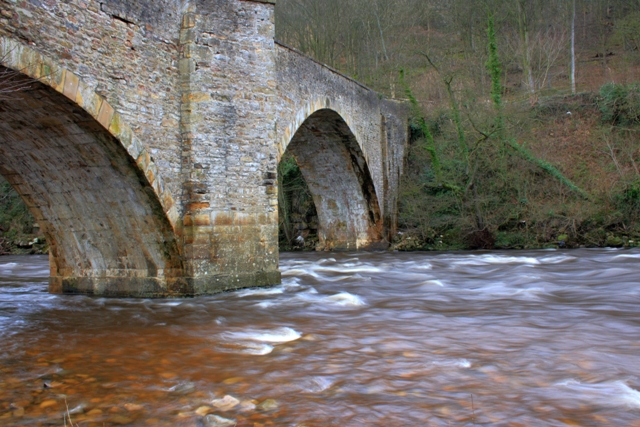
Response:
0,69,186,296
286,109,384,250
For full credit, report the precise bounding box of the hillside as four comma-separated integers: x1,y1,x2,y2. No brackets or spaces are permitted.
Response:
275,0,640,251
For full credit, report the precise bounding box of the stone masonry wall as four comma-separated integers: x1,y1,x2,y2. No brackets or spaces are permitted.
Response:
179,0,280,292
287,109,384,250
0,0,185,212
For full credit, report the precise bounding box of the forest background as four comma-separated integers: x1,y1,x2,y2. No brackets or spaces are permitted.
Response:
2,0,640,253
276,0,640,251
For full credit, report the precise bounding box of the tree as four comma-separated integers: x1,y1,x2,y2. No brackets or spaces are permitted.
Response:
571,0,577,94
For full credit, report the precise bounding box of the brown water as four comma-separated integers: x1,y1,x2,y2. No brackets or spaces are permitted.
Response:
1,249,640,427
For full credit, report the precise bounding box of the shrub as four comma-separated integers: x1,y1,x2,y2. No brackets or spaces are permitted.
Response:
598,83,640,126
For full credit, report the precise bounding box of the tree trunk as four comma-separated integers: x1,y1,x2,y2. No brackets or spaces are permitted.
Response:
517,0,536,96
571,0,576,94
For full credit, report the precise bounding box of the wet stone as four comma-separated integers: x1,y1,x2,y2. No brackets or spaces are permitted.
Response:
109,414,134,424
238,400,256,412
203,414,236,427
169,382,196,395
195,406,214,416
40,399,58,409
256,399,278,411
68,404,86,414
211,395,239,411
124,403,144,411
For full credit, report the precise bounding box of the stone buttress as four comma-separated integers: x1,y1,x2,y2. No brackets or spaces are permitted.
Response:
178,0,281,293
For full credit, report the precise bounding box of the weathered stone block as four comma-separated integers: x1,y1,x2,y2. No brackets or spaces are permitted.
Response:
62,71,79,100
97,101,115,129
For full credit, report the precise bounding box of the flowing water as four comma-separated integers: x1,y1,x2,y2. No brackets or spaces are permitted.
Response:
1,249,640,426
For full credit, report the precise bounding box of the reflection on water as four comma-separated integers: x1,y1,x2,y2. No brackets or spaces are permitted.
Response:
1,249,640,426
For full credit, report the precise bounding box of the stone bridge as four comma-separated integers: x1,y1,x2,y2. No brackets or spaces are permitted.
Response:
0,0,408,297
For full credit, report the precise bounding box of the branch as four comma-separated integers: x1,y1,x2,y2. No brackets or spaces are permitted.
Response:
506,138,591,200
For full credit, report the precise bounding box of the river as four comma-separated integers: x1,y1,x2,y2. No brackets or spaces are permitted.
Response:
1,249,639,426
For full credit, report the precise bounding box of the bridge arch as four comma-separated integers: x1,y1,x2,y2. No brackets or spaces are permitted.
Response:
0,39,186,296
280,103,384,250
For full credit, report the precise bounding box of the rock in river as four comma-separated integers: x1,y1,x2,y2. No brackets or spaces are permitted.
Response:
203,414,236,427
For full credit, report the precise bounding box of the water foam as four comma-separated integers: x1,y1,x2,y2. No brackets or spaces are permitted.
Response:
236,286,285,297
241,343,274,355
301,376,334,393
556,379,640,409
419,280,445,287
454,255,541,266
612,253,640,260
323,292,367,307
432,359,471,368
289,290,366,308
540,255,578,264
0,263,17,270
314,265,384,274
282,269,317,277
223,327,301,343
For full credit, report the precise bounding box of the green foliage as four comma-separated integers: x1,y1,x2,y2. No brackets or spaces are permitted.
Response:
613,178,640,222
494,231,533,249
613,11,640,53
484,13,588,200
598,83,640,126
505,138,590,199
395,12,595,251
277,154,317,250
0,178,42,254
0,180,30,231
400,68,441,182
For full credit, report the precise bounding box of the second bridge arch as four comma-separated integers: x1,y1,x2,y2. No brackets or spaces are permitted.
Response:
282,109,384,251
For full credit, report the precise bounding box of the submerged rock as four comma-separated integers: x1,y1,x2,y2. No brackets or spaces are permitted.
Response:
169,382,196,395
109,415,133,425
211,395,239,411
195,406,214,416
257,399,278,411
238,400,256,412
203,414,236,427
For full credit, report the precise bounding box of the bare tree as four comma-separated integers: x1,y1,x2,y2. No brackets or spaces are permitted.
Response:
0,49,33,101
571,0,577,94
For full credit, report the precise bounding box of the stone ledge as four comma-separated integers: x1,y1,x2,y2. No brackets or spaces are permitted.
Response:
50,276,189,298
242,0,275,4
49,271,282,298
193,270,282,296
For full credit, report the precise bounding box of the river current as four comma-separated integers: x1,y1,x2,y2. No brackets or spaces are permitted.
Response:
1,249,639,426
